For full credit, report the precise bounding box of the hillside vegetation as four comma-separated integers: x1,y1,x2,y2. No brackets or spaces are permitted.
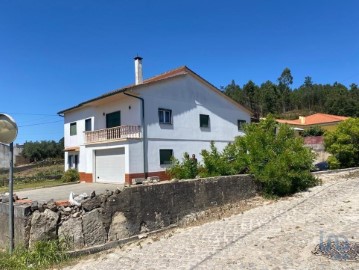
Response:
223,68,359,119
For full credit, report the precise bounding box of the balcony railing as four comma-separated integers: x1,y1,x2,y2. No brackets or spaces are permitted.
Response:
84,125,141,144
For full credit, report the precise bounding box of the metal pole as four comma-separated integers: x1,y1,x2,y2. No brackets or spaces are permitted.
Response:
9,142,14,254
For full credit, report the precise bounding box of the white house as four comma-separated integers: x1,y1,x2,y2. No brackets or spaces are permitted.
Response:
58,57,251,185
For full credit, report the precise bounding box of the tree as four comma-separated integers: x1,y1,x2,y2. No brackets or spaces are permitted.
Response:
223,80,241,102
242,80,260,118
324,118,359,169
22,139,64,162
229,116,317,196
278,68,293,113
260,81,280,115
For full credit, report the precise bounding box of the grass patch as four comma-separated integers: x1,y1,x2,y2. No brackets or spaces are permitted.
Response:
0,179,71,193
0,240,69,270
0,164,67,193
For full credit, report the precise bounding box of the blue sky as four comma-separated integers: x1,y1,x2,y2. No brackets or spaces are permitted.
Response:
1,0,358,144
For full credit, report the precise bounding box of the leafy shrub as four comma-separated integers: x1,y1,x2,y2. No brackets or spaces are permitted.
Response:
200,141,247,177
327,156,340,169
166,152,198,179
302,125,325,137
167,117,318,197
61,169,79,183
0,240,68,270
324,118,359,168
229,116,318,197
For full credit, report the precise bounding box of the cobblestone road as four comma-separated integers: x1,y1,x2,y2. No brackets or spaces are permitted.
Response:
64,171,359,270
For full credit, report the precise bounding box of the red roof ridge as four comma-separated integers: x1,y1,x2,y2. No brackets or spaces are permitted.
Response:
276,113,349,126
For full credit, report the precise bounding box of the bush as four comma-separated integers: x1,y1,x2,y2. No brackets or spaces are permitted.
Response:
167,116,318,197
166,152,198,179
228,116,318,197
327,156,340,169
200,141,247,177
61,169,79,183
302,125,325,137
324,118,359,168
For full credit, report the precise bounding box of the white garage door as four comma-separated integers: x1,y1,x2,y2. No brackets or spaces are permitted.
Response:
95,148,125,183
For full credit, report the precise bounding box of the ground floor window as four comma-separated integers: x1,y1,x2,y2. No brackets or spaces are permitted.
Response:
160,149,173,165
68,154,79,170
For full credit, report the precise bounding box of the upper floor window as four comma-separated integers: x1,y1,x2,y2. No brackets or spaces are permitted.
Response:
106,111,121,128
160,149,173,165
85,118,92,132
200,114,209,128
70,122,77,136
238,120,247,131
158,108,172,124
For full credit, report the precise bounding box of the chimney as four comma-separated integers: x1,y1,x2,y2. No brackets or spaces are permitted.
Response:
134,56,143,85
299,116,305,124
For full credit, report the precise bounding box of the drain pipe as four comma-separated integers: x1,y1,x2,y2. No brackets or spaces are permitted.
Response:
123,92,148,179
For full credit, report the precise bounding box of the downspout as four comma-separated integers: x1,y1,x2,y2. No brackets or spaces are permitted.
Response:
123,92,148,178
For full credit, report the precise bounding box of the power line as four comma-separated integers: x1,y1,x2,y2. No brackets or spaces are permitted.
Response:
4,112,60,117
18,120,63,127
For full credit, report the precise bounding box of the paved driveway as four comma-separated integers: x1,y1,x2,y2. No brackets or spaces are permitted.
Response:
16,183,122,202
64,170,359,270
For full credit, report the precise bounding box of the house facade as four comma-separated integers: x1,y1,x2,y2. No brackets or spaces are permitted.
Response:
58,58,251,185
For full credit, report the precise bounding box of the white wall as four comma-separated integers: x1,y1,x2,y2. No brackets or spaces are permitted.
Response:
147,139,229,173
138,75,250,142
136,74,250,173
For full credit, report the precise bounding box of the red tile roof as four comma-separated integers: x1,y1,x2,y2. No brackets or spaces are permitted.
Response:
276,113,349,126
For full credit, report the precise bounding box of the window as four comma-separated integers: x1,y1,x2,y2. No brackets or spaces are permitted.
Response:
200,114,209,128
160,149,173,165
85,118,92,132
68,154,79,170
106,111,121,128
238,120,247,131
70,122,77,136
158,108,172,124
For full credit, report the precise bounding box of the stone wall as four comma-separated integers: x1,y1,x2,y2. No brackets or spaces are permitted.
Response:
0,174,258,250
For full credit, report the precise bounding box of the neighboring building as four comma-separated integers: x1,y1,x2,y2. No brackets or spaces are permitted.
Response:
0,144,25,168
276,113,349,132
58,57,252,185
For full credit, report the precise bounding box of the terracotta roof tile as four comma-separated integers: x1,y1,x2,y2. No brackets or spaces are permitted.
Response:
276,113,349,126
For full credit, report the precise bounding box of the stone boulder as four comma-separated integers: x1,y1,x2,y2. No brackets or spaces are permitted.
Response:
82,209,107,246
58,217,84,249
108,212,130,241
29,209,59,247
82,196,102,212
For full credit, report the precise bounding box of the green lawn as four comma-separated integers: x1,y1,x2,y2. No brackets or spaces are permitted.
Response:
0,179,69,193
0,164,66,193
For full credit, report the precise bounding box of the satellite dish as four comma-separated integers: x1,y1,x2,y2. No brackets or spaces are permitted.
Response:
0,113,18,144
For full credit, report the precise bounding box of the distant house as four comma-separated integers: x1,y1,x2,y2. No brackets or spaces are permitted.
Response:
58,57,252,185
276,113,349,132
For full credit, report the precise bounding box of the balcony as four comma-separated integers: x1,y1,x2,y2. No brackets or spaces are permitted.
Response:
84,125,141,144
